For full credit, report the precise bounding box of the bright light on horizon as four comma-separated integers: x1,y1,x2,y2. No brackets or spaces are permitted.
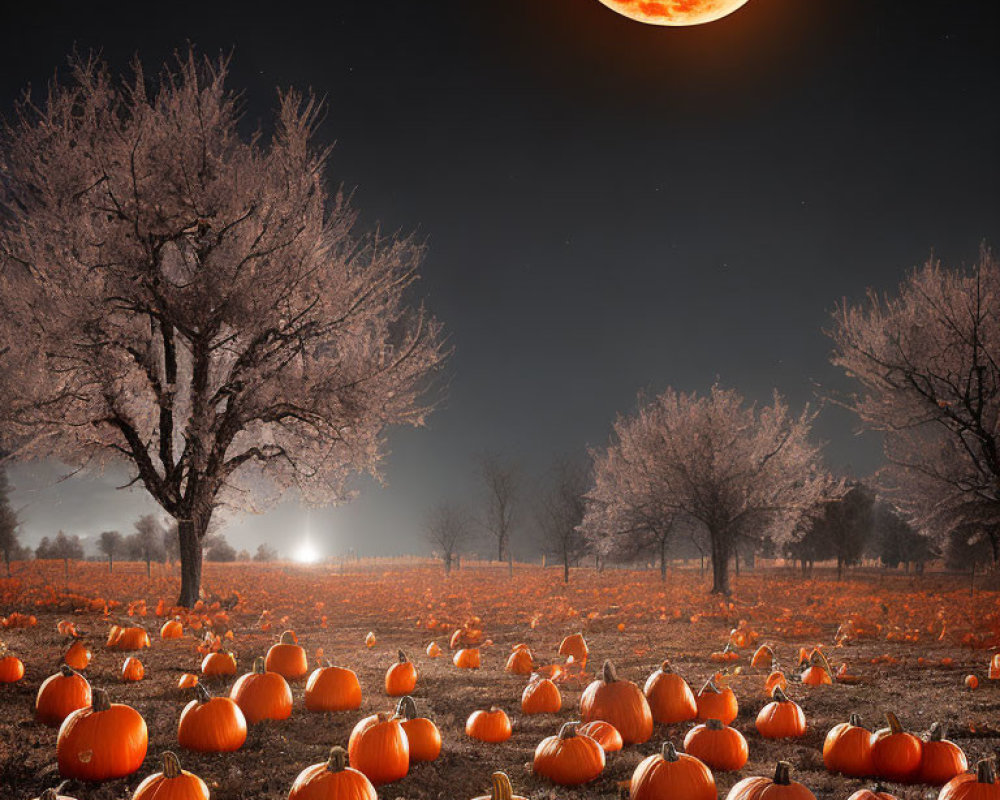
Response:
293,539,320,564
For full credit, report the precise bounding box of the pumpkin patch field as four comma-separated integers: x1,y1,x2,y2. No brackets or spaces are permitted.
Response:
1,560,998,800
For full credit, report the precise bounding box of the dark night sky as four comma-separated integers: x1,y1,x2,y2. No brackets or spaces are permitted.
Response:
2,1,999,558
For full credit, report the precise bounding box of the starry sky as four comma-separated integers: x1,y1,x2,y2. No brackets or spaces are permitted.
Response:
2,0,999,558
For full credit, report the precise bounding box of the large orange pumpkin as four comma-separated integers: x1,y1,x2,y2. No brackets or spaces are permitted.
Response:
940,760,1000,800
396,696,442,762
288,746,377,800
725,761,816,800
386,650,417,696
132,751,209,800
580,660,653,745
533,721,605,786
36,666,92,726
230,656,293,723
823,714,875,778
348,712,409,784
177,684,247,752
466,707,513,743
577,720,623,753
918,723,968,786
265,630,309,679
57,689,148,781
631,741,716,800
684,718,749,771
871,712,922,784
695,678,738,725
305,662,362,712
644,661,698,724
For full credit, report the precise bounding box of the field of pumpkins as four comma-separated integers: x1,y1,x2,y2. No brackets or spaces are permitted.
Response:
0,561,999,799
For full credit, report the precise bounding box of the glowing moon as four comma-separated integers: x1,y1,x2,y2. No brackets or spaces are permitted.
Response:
597,0,753,26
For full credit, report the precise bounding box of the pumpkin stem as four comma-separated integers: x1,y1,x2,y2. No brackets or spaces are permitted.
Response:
699,678,721,695
558,721,579,740
977,759,997,785
773,761,792,785
884,711,903,735
162,751,183,779
661,742,680,762
39,790,58,800
326,746,348,773
490,771,514,800
848,713,865,729
252,656,266,674
279,630,296,645
660,660,673,673
91,688,111,712
59,664,76,678
928,722,946,742
705,719,724,730
396,695,418,720
812,648,835,678
194,682,212,703
772,686,790,703
397,649,408,663
602,660,617,683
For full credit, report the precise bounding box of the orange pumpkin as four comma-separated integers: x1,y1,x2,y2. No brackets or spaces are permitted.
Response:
348,712,409,784
63,640,91,670
454,648,481,669
396,696,442,762
201,651,237,678
800,650,833,686
755,687,806,739
918,723,968,786
505,648,535,675
765,671,788,697
57,689,148,781
965,675,979,690
121,657,145,682
230,656,293,723
940,760,1000,800
36,666,92,726
472,772,527,800
426,641,442,658
725,761,816,800
871,712,922,784
559,633,588,665
846,790,897,800
522,675,562,714
133,751,209,800
823,714,875,778
533,721,605,786
695,678,738,725
751,644,774,669
0,653,24,683
580,660,653,745
684,719,749,771
178,684,247,752
989,655,1000,680
108,626,150,651
644,660,697,724
160,618,184,640
466,707,512,743
577,720,623,753
288,746,377,800
305,662,363,712
178,673,199,690
265,630,309,679
631,741,716,800
386,650,418,696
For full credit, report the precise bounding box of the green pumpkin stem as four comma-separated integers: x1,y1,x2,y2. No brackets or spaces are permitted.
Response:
326,746,349,772
661,741,680,762
705,719,725,730
977,759,997,785
252,656,266,674
884,712,903,735
602,660,618,683
773,761,793,785
396,695,418,720
490,771,514,800
91,688,111,712
162,751,183,779
558,721,579,740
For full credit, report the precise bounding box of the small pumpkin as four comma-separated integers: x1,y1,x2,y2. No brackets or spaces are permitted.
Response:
396,696,442,762
800,650,833,686
0,652,25,683
230,656,293,723
631,741,716,800
989,655,1000,680
644,660,698,724
265,630,309,679
454,648,481,669
580,660,653,745
178,683,248,752
122,657,145,682
201,651,237,678
160,618,184,640
288,745,377,800
751,644,774,669
522,675,562,714
965,674,979,690
940,759,1000,800
755,686,806,739
31,784,78,800
365,632,377,648
472,772,528,800
348,712,409,784
765,670,788,697
577,720,623,753
846,788,898,800
823,714,875,778
57,689,148,781
305,662,363,712
559,633,588,665
178,673,199,690
386,650,417,696
684,718,749,771
426,641,442,658
505,648,535,675
109,626,151,651
63,640,92,671
871,712,922,784
695,678,738,725
918,723,968,786
36,666,92,726
133,751,209,800
466,707,512,743
725,761,816,800
533,721,605,786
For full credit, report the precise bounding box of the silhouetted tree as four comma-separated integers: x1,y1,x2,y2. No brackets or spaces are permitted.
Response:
426,503,470,574
479,454,518,571
945,524,993,577
254,543,278,562
0,466,22,576
872,502,937,573
204,533,237,563
537,457,589,583
793,483,875,579
98,530,122,573
37,531,84,579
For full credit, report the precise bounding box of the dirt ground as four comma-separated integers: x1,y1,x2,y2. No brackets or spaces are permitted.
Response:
0,562,996,799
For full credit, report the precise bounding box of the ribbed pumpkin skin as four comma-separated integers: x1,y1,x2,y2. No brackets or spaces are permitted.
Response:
348,714,409,785
823,717,875,777
755,691,806,739
57,694,148,781
505,649,534,675
385,654,417,696
725,763,816,800
644,663,698,724
305,665,362,712
871,715,922,784
64,641,91,670
177,695,247,752
160,619,184,639
695,682,739,725
939,764,1000,800
522,678,562,714
201,652,237,677
36,668,92,726
288,748,377,800
132,753,210,800
466,708,512,743
402,717,442,762
453,648,481,669
0,655,25,682
265,642,308,679
918,726,968,786
532,725,605,786
684,720,749,771
580,661,653,745
577,720,623,752
631,745,716,800
230,667,293,723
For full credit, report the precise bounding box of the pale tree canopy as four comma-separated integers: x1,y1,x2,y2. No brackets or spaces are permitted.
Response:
582,384,838,594
0,50,446,604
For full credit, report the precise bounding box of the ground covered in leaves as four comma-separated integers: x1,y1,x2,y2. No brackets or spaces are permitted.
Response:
0,561,997,799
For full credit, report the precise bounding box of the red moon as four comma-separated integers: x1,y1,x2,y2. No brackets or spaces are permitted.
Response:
597,0,753,26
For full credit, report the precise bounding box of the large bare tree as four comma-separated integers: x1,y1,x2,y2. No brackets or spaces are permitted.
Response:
583,385,837,595
829,249,1000,561
0,51,445,605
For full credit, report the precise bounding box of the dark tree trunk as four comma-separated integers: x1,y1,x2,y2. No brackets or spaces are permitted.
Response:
837,554,843,581
178,518,205,608
4,551,10,578
710,529,731,595
146,557,151,578
733,548,740,576
444,552,452,574
659,537,668,582
108,554,113,573
563,553,570,584
699,553,705,576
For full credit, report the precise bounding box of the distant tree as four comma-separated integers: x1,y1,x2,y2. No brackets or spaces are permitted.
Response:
871,502,937,573
98,530,123,573
39,530,84,579
236,549,251,561
0,51,446,607
204,534,237,563
793,483,875,579
162,521,179,566
583,385,838,595
127,515,166,577
426,503,470,575
254,542,278,562
537,457,590,583
945,524,993,577
0,466,22,576
479,454,519,570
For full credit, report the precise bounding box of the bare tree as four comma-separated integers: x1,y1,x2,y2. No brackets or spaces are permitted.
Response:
479,453,519,571
0,51,446,606
426,502,469,574
129,514,165,576
536,457,590,583
98,530,123,573
830,249,1000,563
583,385,838,595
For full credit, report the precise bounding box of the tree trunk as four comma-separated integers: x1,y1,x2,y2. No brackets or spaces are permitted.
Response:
733,548,740,576
507,550,513,577
659,538,668,582
146,557,151,578
444,552,452,575
563,552,570,583
710,530,731,595
699,553,705,576
63,558,69,582
177,518,205,608
837,554,843,581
